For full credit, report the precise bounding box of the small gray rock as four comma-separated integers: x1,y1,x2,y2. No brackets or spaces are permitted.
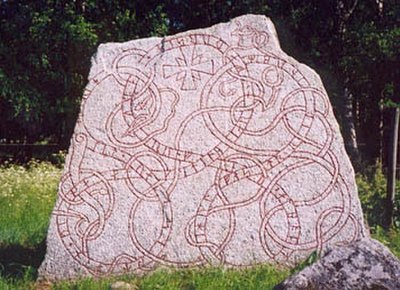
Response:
275,238,400,290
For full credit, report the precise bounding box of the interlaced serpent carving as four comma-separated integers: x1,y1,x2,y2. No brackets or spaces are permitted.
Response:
53,21,364,276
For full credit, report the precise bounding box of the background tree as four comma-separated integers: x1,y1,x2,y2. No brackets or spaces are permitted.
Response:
0,0,168,146
1,0,398,170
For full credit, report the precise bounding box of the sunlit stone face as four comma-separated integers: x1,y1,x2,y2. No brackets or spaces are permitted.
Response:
39,14,367,280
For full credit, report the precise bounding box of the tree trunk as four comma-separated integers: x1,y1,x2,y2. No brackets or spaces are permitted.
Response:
335,0,361,169
341,85,361,169
383,107,399,229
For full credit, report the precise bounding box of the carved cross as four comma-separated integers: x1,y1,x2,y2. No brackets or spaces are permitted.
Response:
163,46,214,91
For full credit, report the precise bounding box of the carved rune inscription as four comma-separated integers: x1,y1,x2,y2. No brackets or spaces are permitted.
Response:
39,15,367,280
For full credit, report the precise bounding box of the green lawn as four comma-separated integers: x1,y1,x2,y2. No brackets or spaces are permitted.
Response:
0,161,399,289
0,161,291,289
0,161,61,247
52,266,290,290
0,265,291,290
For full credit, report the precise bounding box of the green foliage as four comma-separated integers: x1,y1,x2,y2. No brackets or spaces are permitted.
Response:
268,1,399,165
0,1,169,145
0,0,398,168
289,251,318,275
0,160,399,288
49,150,67,168
0,161,61,247
51,265,289,290
0,268,36,290
373,226,400,258
0,160,289,289
0,1,400,286
356,163,400,229
356,163,387,228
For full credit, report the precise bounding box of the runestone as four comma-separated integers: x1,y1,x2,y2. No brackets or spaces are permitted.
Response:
39,15,367,280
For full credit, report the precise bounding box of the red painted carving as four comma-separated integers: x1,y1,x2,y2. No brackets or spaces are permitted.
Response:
163,46,215,90
52,22,364,277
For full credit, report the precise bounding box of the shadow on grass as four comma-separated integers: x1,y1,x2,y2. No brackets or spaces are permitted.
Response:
0,239,46,279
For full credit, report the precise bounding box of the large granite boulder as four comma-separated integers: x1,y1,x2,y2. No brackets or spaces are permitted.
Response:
39,14,367,280
276,238,400,290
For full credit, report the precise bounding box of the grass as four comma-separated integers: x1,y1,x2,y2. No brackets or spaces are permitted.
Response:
0,268,36,290
372,226,400,257
0,265,290,290
0,161,290,289
0,160,61,247
51,266,289,290
0,160,399,289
